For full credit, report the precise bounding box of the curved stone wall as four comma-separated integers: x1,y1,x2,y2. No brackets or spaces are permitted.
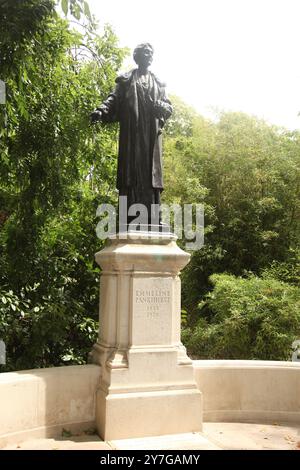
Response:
194,360,300,424
0,365,101,447
0,360,299,447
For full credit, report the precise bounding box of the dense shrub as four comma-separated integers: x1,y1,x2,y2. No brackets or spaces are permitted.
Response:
182,273,300,360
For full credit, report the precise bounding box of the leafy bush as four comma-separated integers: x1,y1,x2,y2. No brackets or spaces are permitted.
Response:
1,2,300,370
182,273,300,360
0,284,98,371
261,249,300,286
163,109,300,317
0,1,125,371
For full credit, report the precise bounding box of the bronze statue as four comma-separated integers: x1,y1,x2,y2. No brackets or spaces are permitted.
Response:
91,43,172,228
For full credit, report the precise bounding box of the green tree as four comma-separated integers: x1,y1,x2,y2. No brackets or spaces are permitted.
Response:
163,107,300,317
182,273,300,361
0,0,126,370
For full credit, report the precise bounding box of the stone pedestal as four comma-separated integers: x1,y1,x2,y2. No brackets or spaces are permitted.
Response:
90,232,202,440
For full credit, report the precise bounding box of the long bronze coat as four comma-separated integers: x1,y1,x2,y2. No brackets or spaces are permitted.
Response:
98,69,172,192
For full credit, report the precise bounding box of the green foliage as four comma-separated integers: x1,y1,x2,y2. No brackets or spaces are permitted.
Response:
163,107,300,315
182,273,300,360
1,2,300,369
0,283,98,371
164,102,300,359
60,0,92,22
165,95,198,137
261,249,300,286
0,0,126,370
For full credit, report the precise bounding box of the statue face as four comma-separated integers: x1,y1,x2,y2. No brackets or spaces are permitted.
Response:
134,45,153,67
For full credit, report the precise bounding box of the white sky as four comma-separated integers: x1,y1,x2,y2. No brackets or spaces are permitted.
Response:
88,0,300,129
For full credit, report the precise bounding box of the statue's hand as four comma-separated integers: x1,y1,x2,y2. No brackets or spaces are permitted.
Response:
153,100,172,120
153,100,168,116
90,109,103,123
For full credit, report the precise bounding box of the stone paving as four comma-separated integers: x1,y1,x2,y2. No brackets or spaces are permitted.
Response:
2,422,300,450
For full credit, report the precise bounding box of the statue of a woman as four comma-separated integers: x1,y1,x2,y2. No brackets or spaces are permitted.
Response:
91,43,172,227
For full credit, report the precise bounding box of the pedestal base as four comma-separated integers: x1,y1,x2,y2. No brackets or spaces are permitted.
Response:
90,232,203,440
97,388,202,441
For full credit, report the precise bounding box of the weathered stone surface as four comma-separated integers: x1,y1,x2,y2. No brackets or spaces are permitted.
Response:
90,232,203,440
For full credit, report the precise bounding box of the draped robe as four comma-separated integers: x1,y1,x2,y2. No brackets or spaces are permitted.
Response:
97,69,172,214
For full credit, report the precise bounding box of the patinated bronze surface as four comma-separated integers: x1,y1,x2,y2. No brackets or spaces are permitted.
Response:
91,43,172,225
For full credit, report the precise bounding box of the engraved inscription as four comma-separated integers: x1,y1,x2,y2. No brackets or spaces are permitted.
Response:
135,288,170,319
132,278,173,345
135,288,170,303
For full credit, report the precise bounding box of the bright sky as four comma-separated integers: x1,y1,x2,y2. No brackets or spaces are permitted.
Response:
88,0,300,129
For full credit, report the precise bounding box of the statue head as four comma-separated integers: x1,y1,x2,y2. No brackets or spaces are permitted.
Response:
133,43,154,68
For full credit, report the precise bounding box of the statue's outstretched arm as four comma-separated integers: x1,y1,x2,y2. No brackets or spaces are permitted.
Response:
91,84,121,124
